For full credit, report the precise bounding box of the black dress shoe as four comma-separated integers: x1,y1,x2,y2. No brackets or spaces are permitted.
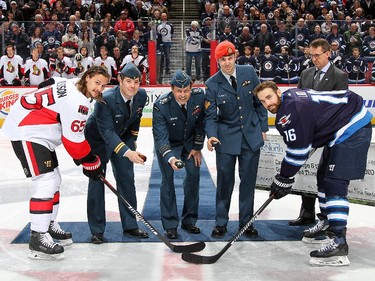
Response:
123,228,149,239
166,228,178,239
288,210,316,226
181,224,201,234
91,233,104,244
243,225,258,237
211,226,227,238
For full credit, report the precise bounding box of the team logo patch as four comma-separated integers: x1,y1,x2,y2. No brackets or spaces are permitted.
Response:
278,114,291,127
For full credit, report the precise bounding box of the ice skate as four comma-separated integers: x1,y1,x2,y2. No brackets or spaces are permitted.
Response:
309,235,350,266
48,221,73,246
302,214,330,244
28,231,65,260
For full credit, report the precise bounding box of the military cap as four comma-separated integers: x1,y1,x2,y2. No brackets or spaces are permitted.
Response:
171,69,191,88
121,63,141,79
215,41,236,60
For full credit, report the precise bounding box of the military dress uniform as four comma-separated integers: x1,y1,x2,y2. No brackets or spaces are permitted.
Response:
153,85,205,234
85,65,147,240
205,62,268,232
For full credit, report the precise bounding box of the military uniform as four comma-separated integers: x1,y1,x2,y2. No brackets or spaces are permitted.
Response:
153,85,205,232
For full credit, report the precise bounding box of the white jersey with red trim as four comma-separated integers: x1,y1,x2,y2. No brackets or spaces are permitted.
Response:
50,56,74,78
120,54,148,70
94,56,117,77
0,54,24,83
1,78,91,160
24,58,50,86
74,56,94,78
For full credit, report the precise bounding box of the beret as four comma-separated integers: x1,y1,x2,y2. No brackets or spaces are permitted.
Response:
171,69,191,88
121,63,141,79
215,41,236,60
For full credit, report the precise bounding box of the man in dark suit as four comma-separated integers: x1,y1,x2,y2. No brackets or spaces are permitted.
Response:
85,63,149,243
153,70,205,239
291,38,348,226
205,41,269,238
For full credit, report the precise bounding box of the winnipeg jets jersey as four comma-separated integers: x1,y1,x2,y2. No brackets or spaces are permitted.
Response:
1,78,91,160
24,58,50,85
0,54,24,83
276,88,373,178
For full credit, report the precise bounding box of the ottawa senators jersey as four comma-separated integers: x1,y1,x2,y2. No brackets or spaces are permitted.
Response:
94,56,117,78
0,54,24,84
24,58,50,86
1,78,91,160
276,88,373,178
74,56,94,77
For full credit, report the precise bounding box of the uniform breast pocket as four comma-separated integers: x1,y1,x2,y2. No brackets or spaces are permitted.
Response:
217,96,235,115
113,115,124,130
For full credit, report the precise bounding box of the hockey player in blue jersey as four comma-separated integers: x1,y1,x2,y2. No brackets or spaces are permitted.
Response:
253,81,372,267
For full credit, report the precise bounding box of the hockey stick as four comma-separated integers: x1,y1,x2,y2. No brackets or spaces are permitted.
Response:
181,194,275,264
100,176,205,253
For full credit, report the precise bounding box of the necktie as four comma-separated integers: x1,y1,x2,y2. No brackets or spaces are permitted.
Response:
230,75,237,91
181,104,187,118
312,69,322,90
126,100,131,115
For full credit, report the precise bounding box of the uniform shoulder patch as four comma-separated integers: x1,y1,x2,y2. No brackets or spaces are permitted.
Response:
157,93,172,105
191,87,204,95
295,91,308,98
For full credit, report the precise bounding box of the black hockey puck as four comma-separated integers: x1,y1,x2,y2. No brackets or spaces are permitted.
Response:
175,161,185,169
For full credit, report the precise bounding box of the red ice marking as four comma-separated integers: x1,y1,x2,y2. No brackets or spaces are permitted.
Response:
162,250,203,280
24,271,101,281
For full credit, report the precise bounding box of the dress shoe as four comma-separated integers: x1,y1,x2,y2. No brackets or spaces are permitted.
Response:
243,225,258,237
166,228,178,239
288,210,316,226
211,226,227,238
91,233,104,244
123,228,149,239
181,224,201,234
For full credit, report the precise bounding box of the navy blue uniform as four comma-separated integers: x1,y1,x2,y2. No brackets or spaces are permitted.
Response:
153,89,205,230
205,65,268,228
85,86,147,235
276,88,372,237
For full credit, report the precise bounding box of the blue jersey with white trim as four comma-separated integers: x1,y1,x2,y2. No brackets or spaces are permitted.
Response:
276,88,373,178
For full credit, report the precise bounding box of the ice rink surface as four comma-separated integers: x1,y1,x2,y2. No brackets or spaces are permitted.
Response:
1,127,375,281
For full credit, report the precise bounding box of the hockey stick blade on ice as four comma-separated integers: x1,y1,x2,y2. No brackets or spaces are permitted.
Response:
100,176,205,253
181,195,275,264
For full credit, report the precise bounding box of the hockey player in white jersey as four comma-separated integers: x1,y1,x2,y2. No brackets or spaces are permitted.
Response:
94,46,118,85
0,44,24,86
49,46,74,78
73,46,94,78
1,66,110,260
24,48,50,86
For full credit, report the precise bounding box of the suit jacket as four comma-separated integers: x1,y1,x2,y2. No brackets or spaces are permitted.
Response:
205,65,268,155
85,86,147,162
153,88,205,161
298,63,348,91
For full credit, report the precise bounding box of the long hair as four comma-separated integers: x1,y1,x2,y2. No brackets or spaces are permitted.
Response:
75,66,110,101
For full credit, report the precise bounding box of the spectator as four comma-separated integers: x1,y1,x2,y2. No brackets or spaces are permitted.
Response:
253,12,272,35
30,26,43,51
49,46,74,78
236,45,253,65
100,0,116,20
219,25,236,44
94,27,116,57
185,20,202,81
309,24,325,42
344,23,362,56
27,14,45,36
273,20,292,54
24,47,50,86
236,26,254,56
8,23,30,62
362,26,375,57
359,15,374,37
65,14,80,36
94,46,118,85
262,0,277,21
0,44,23,86
344,47,368,84
112,46,123,71
249,46,261,76
53,0,69,22
115,30,131,58
201,17,212,82
339,16,353,34
9,1,24,24
253,23,275,53
71,0,88,19
291,18,310,56
217,5,235,35
298,46,314,74
42,21,62,61
61,24,79,58
330,41,345,69
201,2,215,22
326,24,346,54
321,13,334,35
129,29,146,55
114,9,135,40
157,12,173,75
361,0,375,19
120,45,149,77
135,0,148,19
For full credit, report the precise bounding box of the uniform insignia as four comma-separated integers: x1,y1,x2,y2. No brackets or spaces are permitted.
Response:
295,91,308,98
242,80,251,86
192,106,201,115
278,114,291,127
227,47,233,55
204,100,210,109
170,117,178,121
136,107,143,113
